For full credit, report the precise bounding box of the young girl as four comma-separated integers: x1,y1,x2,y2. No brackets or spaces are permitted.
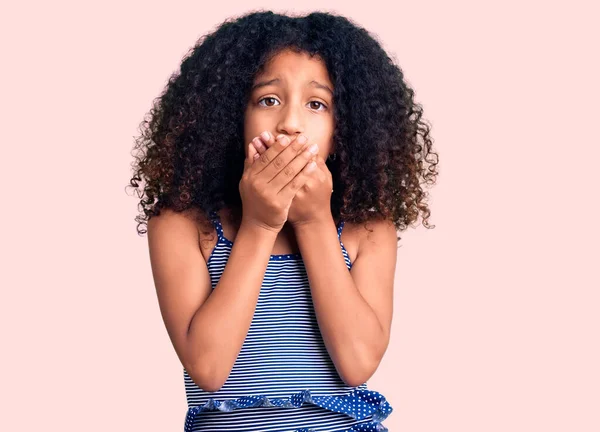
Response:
129,10,438,432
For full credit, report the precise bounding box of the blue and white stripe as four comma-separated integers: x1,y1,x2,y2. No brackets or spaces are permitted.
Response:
183,211,392,431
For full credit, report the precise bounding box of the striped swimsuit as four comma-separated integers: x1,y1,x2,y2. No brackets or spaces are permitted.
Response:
183,211,393,432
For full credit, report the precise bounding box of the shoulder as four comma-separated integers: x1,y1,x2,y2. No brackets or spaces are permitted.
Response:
147,207,201,234
350,218,398,258
147,207,217,261
337,217,397,265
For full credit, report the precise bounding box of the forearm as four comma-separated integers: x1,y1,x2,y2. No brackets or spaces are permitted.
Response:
295,217,386,386
187,221,277,390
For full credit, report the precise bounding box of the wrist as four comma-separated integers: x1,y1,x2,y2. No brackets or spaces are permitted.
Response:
291,213,334,234
240,217,282,237
236,219,279,258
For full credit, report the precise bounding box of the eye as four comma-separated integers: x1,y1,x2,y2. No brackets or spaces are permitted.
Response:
257,97,328,111
257,97,280,107
308,101,328,111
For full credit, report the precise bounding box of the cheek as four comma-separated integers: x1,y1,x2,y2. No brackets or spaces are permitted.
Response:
243,109,256,146
316,121,335,153
316,133,334,157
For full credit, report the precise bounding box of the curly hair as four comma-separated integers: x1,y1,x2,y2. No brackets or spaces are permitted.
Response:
127,10,439,242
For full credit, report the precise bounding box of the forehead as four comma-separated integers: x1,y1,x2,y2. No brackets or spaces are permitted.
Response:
255,49,332,86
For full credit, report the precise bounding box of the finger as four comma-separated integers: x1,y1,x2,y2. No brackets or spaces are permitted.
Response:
305,155,318,174
243,143,252,170
259,130,275,149
279,157,317,201
247,142,258,166
249,134,294,176
316,154,327,168
305,154,323,174
250,142,260,161
252,135,267,154
269,141,318,190
251,143,261,162
316,154,332,178
250,137,268,164
252,134,311,182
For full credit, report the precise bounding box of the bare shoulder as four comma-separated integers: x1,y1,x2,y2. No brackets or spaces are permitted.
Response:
147,207,198,230
148,207,217,263
347,218,398,259
338,218,394,265
146,208,204,268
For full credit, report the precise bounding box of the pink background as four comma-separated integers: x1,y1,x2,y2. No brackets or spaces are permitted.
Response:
3,1,599,430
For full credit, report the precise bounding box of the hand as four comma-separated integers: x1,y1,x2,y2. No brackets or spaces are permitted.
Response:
239,132,319,233
249,133,333,228
286,153,333,227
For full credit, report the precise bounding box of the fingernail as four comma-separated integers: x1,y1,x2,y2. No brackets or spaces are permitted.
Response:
297,135,307,144
280,136,290,146
252,137,264,149
260,131,270,141
308,143,319,154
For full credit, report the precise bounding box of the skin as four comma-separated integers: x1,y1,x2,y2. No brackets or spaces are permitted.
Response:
147,49,397,392
243,48,335,167
243,50,396,385
242,48,336,250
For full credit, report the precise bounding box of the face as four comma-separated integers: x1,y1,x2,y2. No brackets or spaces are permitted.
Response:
244,49,335,160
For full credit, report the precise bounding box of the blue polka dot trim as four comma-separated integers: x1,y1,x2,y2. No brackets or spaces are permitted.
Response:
208,211,351,264
337,221,345,238
184,388,393,432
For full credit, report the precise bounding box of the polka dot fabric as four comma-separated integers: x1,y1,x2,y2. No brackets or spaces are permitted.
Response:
182,211,392,431
184,389,393,431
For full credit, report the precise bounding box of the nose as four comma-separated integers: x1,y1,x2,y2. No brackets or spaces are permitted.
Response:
275,102,304,142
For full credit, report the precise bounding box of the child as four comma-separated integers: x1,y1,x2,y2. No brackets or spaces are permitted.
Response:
129,10,438,432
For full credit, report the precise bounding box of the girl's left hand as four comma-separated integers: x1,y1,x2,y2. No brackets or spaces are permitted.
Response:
286,153,333,226
249,136,333,227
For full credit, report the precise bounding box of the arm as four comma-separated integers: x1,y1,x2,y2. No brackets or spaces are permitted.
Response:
147,209,277,392
294,215,397,387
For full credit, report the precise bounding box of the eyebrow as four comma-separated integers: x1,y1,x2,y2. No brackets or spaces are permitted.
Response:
251,78,333,96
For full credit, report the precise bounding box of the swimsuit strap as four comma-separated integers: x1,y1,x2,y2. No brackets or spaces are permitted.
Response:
208,210,225,241
210,210,345,243
336,219,345,240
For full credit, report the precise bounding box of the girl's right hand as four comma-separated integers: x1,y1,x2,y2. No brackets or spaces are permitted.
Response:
239,133,319,233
